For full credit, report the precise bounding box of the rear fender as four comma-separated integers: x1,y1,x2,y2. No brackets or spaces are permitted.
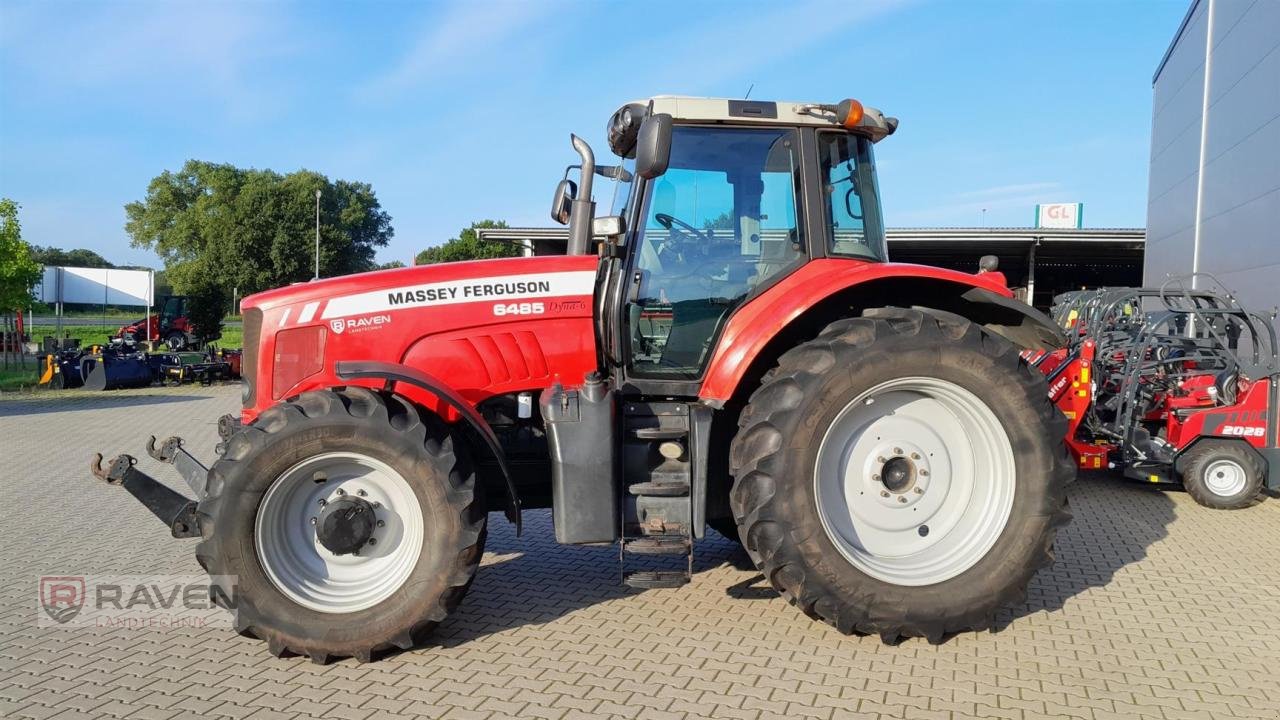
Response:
699,261,1067,406
334,360,521,532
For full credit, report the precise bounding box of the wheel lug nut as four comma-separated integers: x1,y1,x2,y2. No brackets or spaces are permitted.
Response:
872,474,880,481
367,538,376,546
335,488,345,496
318,499,327,506
880,490,890,498
310,517,317,525
376,520,385,528
893,447,903,455
914,487,924,494
920,469,930,477
357,489,367,497
372,502,381,509
898,496,908,504
910,452,920,460
877,456,887,463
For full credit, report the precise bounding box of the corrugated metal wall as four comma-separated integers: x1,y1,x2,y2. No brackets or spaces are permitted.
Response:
1146,0,1280,322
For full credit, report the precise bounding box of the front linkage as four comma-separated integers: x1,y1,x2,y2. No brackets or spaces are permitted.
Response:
89,415,241,539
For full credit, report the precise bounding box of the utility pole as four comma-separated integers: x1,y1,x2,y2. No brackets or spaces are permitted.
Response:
314,189,322,280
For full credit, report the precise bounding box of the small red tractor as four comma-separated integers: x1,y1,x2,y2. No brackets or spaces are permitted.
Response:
116,295,195,349
1039,278,1279,508
91,96,1072,662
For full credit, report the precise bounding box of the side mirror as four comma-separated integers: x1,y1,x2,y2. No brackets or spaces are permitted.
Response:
635,113,673,179
550,179,576,225
592,215,626,241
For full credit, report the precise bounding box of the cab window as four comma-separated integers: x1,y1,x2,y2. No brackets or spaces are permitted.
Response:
818,132,885,260
626,126,804,380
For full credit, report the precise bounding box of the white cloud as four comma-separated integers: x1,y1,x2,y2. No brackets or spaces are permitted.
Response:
644,0,916,94
358,0,557,100
1,1,294,121
892,181,1067,226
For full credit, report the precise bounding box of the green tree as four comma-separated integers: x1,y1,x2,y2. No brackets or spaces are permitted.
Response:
29,246,115,268
184,270,228,345
0,199,42,311
125,160,393,296
415,220,521,265
378,260,407,270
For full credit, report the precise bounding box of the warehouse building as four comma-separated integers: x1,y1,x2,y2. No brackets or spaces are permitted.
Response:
1145,0,1280,317
477,226,1145,311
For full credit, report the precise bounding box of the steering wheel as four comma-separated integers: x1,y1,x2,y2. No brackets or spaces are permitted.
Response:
654,212,713,243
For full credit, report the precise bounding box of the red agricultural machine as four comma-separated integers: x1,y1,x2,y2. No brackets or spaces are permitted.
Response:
91,95,1072,662
116,295,195,350
1039,278,1279,508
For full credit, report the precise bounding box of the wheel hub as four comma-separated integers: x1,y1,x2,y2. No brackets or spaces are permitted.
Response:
879,456,915,493
315,495,377,555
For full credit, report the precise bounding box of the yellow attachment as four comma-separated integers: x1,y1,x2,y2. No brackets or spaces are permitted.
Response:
38,354,54,385
1079,367,1090,383
1149,474,1160,483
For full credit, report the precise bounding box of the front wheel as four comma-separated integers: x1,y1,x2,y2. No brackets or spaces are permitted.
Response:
729,309,1073,642
196,388,486,662
1180,441,1264,509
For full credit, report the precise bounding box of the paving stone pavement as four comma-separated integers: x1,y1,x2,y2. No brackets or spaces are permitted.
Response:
3,385,1280,719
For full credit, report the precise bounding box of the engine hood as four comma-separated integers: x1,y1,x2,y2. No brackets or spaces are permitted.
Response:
241,255,599,314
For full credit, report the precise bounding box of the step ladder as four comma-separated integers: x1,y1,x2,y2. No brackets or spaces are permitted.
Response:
619,403,697,589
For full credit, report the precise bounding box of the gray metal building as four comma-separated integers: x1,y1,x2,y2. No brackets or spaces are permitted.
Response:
1145,0,1280,315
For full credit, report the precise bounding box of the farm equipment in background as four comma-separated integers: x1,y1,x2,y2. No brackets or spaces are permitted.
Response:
39,337,241,391
116,295,196,350
89,94,1074,663
1043,276,1279,508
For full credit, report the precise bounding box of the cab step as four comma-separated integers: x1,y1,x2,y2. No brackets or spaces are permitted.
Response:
624,536,690,555
623,571,690,589
632,427,687,440
628,481,689,496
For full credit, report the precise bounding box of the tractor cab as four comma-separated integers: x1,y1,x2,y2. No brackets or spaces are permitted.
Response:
554,96,899,386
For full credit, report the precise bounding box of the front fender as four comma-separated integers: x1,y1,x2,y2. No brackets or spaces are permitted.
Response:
334,360,520,532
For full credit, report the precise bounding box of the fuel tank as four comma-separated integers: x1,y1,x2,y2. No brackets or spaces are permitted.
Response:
238,255,601,422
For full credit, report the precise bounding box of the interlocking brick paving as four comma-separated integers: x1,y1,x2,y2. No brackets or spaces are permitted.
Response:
3,385,1279,719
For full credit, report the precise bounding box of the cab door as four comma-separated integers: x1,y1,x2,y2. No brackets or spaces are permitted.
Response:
618,124,808,392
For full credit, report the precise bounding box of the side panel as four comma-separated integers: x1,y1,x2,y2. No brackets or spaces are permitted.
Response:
697,259,1014,403
242,255,599,422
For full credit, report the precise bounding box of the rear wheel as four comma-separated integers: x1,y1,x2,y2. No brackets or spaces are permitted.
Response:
1180,441,1264,509
197,387,486,662
164,330,188,351
729,309,1073,642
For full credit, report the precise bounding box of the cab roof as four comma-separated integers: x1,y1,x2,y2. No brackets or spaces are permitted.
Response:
633,95,899,142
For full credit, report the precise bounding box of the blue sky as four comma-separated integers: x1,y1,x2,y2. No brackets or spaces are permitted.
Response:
1,0,1190,268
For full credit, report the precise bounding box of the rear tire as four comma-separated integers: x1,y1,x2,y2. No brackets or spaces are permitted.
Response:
196,387,486,662
1180,441,1264,509
729,309,1073,642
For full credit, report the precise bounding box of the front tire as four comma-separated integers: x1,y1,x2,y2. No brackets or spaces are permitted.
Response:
1180,441,1264,509
729,309,1073,642
197,387,486,662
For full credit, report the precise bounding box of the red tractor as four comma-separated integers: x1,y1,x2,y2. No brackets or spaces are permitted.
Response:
116,295,195,350
1042,279,1279,507
91,96,1072,662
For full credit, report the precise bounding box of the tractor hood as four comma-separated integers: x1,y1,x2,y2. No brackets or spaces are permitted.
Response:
238,254,601,416
241,255,600,316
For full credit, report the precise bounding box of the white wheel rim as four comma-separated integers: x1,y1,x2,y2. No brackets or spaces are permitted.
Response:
814,377,1017,586
1203,458,1247,497
255,452,423,613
